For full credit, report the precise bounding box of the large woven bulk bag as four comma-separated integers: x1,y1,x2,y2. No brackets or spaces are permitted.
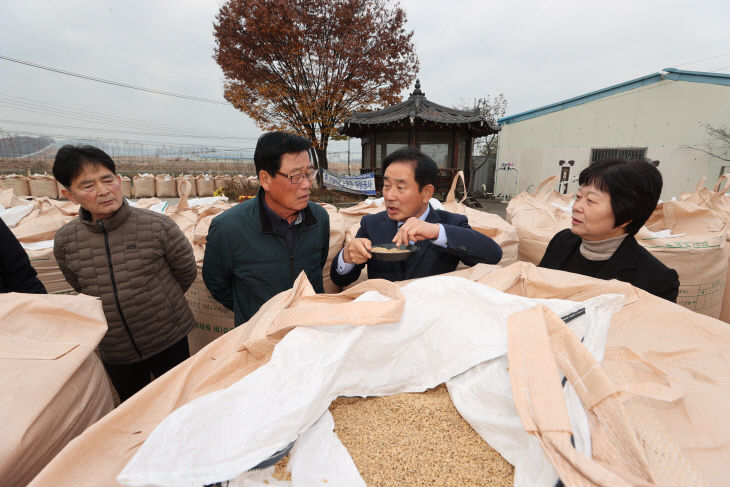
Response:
164,182,234,353
442,171,519,265
0,174,31,196
155,174,177,197
28,174,58,199
318,203,345,293
132,173,155,198
247,175,260,191
11,198,78,243
56,180,66,200
30,263,730,486
705,177,730,323
506,176,571,264
677,175,730,323
0,187,30,209
213,174,232,193
120,176,132,198
25,246,75,294
196,174,215,197
638,200,728,319
176,174,197,197
338,198,383,231
0,293,114,486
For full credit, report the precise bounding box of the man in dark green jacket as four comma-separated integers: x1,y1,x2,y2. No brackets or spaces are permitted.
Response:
203,132,330,327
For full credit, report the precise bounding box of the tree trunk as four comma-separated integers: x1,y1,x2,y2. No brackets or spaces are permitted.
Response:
315,145,328,187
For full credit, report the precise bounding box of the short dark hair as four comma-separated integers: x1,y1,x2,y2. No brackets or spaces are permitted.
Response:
254,131,313,177
383,147,439,190
52,145,116,188
579,158,662,235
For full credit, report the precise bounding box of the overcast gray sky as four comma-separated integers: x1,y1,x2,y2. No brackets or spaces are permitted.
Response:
1,0,729,161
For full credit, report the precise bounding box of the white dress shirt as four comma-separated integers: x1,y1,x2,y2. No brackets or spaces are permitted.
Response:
335,206,446,275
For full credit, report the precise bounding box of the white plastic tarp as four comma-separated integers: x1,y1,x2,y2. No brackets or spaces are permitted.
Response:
118,276,622,487
0,202,34,227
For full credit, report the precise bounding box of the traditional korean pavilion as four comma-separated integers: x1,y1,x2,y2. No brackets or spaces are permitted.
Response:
338,80,500,193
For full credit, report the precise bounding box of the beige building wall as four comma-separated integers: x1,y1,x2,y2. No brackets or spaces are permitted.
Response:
496,79,730,199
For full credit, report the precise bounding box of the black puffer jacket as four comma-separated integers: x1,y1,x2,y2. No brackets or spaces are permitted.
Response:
0,217,46,294
54,201,197,364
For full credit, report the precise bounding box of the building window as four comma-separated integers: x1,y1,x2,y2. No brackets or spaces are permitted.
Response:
375,131,408,168
417,131,451,168
590,148,647,163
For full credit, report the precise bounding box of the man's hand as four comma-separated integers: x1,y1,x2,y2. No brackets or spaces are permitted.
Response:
343,237,373,264
393,218,440,247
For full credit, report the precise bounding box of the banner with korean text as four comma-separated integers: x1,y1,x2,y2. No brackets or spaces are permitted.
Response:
322,169,376,196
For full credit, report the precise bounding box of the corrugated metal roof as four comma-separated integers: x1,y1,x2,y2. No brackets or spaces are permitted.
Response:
499,67,730,125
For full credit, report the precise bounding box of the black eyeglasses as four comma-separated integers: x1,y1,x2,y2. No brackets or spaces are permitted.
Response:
276,168,318,185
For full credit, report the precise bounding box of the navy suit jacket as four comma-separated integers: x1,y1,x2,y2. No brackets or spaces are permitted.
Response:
331,206,503,287
538,229,680,302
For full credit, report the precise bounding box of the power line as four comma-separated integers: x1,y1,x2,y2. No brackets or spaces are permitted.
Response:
674,51,730,68
0,92,260,141
0,27,220,84
0,54,229,105
0,118,254,141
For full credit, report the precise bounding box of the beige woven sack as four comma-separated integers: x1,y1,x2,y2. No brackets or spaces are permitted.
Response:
0,174,31,196
442,171,519,265
461,262,729,486
0,292,114,486
11,198,78,243
25,247,75,294
56,180,67,199
338,198,383,230
318,203,345,293
155,174,177,197
508,304,705,486
247,175,260,191
638,200,728,319
176,174,197,197
132,173,155,198
214,174,232,192
196,174,215,196
120,175,132,198
30,274,405,487
679,176,730,322
0,187,29,208
164,179,234,353
506,176,571,264
28,173,58,199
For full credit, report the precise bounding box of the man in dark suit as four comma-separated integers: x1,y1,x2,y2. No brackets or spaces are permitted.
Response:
331,147,502,287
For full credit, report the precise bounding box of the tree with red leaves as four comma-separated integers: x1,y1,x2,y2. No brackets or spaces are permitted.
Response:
213,0,419,169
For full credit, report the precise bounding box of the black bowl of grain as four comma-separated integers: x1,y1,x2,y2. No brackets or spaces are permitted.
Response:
370,243,419,261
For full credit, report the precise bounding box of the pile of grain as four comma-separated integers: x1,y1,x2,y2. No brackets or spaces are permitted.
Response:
327,383,514,486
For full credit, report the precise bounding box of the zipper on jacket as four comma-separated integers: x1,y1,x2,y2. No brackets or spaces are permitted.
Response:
98,220,143,359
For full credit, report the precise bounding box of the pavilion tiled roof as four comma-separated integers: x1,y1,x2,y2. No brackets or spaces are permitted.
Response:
339,80,500,137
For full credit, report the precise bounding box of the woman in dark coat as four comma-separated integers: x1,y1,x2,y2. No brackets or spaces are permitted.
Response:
539,158,679,302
